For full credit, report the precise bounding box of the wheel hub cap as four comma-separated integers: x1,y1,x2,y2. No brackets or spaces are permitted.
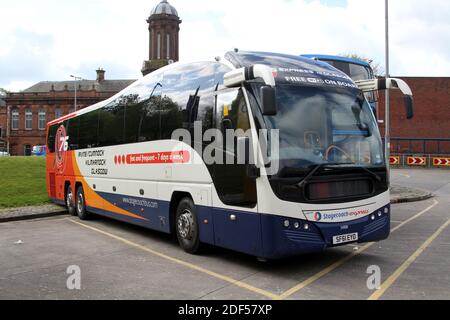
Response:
178,210,194,240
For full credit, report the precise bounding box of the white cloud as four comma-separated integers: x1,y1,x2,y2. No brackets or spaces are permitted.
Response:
0,0,449,91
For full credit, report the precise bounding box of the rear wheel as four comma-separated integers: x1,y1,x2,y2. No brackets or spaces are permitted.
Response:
66,185,76,216
175,198,201,254
76,186,90,220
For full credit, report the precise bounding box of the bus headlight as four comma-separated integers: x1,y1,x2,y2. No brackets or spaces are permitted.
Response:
284,220,290,228
294,222,300,229
384,207,389,214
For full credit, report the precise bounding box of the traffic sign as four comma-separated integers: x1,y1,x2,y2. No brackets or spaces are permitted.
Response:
407,156,427,166
390,156,401,165
433,157,450,167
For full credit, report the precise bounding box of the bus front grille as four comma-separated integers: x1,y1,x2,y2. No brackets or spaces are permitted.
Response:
306,179,373,201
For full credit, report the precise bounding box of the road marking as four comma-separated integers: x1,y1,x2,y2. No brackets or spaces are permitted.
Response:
369,217,450,300
66,218,279,300
278,199,439,300
395,173,411,179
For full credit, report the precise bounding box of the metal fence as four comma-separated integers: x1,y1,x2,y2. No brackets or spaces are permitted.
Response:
387,138,450,155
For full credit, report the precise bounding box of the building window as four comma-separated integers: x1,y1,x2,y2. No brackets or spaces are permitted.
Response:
12,109,19,130
157,33,161,59
166,34,170,59
24,144,32,156
25,109,32,130
39,110,46,130
55,108,63,119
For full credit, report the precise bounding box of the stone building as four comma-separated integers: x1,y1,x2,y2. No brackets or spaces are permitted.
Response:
2,70,134,156
0,0,181,156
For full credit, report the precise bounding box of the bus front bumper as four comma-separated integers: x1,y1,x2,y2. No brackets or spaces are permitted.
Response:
260,204,391,259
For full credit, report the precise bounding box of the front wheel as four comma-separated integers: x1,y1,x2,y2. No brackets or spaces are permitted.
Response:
175,198,201,254
76,186,90,220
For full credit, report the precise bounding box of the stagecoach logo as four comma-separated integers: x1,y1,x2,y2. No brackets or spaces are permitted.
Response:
314,212,322,221
55,125,69,174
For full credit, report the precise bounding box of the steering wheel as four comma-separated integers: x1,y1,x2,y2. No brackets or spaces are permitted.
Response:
325,145,353,162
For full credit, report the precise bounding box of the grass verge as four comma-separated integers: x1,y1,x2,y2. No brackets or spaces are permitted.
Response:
0,157,49,209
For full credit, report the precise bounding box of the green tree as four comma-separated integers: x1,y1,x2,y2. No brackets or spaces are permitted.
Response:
341,53,384,77
0,88,8,98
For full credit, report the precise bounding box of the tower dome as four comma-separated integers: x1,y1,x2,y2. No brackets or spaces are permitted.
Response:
150,0,179,17
142,0,182,76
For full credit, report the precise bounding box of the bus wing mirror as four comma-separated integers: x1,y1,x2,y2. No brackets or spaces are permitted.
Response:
261,86,277,116
355,78,414,119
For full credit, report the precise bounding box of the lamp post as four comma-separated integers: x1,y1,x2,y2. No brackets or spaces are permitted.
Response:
70,75,83,112
385,0,391,183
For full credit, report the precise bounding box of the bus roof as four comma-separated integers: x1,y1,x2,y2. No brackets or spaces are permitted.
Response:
47,51,355,126
301,54,371,68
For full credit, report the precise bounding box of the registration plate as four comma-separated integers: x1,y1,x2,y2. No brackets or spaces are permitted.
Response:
333,232,359,245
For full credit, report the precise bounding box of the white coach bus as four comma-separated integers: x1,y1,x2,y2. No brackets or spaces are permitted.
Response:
46,51,413,259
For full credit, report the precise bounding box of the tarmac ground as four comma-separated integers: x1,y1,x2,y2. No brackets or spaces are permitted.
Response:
0,169,449,300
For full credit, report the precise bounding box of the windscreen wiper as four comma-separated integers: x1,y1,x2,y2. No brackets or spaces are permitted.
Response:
297,162,354,189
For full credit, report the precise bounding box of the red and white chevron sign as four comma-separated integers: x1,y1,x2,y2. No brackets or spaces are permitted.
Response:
390,156,401,165
407,156,427,166
433,158,450,167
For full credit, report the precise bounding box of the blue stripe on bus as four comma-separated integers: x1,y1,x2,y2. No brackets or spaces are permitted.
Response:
77,192,390,259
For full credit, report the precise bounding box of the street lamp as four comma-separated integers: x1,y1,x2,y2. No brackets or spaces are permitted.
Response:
385,0,391,183
70,75,83,112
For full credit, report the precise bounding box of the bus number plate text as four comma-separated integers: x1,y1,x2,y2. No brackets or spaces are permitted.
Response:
333,232,358,245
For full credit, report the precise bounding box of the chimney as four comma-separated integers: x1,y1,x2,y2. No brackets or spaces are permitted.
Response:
96,68,105,82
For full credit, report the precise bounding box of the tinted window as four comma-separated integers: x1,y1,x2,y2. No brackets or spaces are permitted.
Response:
122,94,140,144
78,110,99,149
67,117,80,150
47,124,58,153
197,94,215,133
161,62,216,140
136,83,162,143
99,100,125,147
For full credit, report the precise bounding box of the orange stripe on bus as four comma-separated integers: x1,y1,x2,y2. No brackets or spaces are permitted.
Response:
71,154,148,221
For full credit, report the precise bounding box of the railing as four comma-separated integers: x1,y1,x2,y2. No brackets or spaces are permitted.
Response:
384,138,450,155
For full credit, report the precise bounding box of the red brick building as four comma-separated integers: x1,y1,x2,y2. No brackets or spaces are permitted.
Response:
378,77,450,154
0,0,181,156
1,70,134,156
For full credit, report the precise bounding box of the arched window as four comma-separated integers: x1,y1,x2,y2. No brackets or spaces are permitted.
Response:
157,33,161,59
11,109,19,130
25,109,32,130
38,110,46,130
166,34,170,59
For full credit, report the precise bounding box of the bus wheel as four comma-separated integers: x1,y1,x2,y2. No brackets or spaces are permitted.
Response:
66,185,76,216
175,198,201,254
76,186,90,220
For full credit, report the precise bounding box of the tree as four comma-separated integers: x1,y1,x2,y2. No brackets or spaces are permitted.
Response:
340,53,384,77
0,88,8,98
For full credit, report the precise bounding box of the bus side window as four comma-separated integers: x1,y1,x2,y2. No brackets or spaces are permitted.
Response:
78,110,100,149
137,91,162,143
47,124,58,153
67,117,80,150
99,99,125,147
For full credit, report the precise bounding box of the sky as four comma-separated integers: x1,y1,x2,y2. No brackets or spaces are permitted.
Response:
0,0,449,92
